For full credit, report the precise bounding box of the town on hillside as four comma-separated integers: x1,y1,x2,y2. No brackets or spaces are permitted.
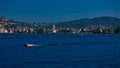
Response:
0,16,120,34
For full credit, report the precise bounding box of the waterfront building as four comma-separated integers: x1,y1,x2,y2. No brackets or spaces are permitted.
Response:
52,24,57,33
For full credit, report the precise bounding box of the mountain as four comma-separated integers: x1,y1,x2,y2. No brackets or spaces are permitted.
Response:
1,16,120,33
1,16,120,29
55,16,120,28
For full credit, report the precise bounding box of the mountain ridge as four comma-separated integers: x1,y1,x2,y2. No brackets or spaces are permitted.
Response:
1,16,120,28
55,16,120,28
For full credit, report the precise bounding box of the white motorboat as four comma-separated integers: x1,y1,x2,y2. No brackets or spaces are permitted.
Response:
25,43,37,47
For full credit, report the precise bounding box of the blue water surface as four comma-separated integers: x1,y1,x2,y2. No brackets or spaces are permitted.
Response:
0,33,120,68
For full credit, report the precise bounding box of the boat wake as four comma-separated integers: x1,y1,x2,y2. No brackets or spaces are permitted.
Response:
25,41,120,47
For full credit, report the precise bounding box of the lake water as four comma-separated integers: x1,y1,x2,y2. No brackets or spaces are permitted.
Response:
0,33,120,68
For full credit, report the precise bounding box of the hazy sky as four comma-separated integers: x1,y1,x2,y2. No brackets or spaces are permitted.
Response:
0,0,120,23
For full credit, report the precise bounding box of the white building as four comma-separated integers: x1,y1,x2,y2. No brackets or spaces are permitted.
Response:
52,24,57,33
